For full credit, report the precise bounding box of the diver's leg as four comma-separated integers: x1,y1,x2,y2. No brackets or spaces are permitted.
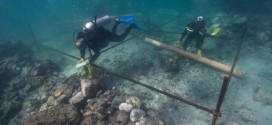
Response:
111,21,121,34
110,23,134,42
196,36,204,57
90,49,100,62
196,36,204,50
182,34,194,50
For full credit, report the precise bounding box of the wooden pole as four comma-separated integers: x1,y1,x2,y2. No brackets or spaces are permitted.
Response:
144,38,244,77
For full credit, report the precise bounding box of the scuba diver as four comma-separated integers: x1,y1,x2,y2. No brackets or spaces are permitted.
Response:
75,15,138,78
167,16,220,64
177,16,209,57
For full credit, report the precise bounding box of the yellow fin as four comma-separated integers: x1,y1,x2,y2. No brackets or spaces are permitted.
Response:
211,27,221,36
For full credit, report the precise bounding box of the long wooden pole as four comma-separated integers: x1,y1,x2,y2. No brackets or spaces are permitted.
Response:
144,38,244,77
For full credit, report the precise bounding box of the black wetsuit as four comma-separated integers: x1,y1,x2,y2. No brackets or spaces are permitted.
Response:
180,20,208,50
77,22,133,62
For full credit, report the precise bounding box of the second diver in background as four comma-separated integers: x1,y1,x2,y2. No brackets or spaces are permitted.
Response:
177,16,210,57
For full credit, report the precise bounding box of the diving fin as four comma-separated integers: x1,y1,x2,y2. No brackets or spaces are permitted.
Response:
134,24,148,32
211,27,221,36
119,16,135,23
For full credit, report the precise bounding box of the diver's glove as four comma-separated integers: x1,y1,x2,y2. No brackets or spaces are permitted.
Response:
75,58,90,68
175,40,182,48
77,58,85,64
197,49,202,57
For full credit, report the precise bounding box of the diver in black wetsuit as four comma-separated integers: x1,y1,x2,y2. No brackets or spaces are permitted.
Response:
75,17,135,62
179,16,209,57
74,15,136,78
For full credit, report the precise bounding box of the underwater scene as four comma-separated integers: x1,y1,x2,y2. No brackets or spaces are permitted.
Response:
1,0,272,125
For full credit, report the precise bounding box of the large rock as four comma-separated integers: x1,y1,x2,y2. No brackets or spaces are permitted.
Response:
69,92,85,105
81,78,101,98
23,104,81,125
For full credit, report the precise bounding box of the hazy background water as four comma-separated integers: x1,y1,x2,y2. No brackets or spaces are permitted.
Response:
1,0,271,42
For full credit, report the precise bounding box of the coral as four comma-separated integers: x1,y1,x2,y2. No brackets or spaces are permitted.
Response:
116,110,130,124
46,96,55,106
54,84,68,97
83,99,108,121
23,104,81,125
130,109,146,122
119,103,133,112
136,117,156,125
111,96,125,109
126,96,141,109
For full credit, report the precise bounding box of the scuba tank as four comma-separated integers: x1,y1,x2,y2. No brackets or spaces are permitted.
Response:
84,15,112,31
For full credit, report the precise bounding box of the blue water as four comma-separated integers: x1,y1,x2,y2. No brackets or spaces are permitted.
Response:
1,0,272,125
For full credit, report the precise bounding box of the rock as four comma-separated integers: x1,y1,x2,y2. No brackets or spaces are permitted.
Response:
23,104,81,125
81,78,101,97
99,90,116,100
80,116,97,125
55,94,69,104
69,92,85,105
54,84,68,97
126,96,141,109
96,97,111,107
116,110,130,124
130,109,146,122
119,103,133,112
81,79,92,96
62,85,74,97
0,100,22,125
111,96,125,109
46,96,55,106
136,117,156,125
83,100,107,120
253,87,272,105
65,75,81,88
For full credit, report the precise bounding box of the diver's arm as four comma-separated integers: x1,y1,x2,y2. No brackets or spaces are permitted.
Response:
180,22,193,40
80,48,85,59
90,49,100,62
180,28,188,41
